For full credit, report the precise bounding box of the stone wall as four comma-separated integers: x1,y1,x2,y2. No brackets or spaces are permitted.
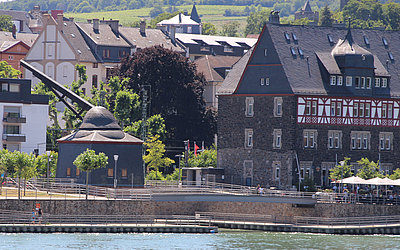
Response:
2,200,400,218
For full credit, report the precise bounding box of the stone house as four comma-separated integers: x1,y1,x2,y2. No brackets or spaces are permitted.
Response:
218,22,400,189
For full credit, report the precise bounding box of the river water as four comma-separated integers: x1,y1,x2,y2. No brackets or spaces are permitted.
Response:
2,230,400,249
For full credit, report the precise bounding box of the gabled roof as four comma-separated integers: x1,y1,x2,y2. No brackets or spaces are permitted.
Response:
0,31,37,47
218,23,400,97
195,55,240,82
63,20,98,62
0,9,32,33
0,41,29,52
176,33,257,48
119,26,183,52
76,22,131,47
158,13,200,26
303,0,312,12
190,4,201,23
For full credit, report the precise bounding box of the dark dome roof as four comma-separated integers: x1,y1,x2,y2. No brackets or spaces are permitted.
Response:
80,106,121,130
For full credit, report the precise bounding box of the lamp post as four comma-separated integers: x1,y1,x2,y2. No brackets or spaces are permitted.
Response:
46,151,51,186
175,154,183,184
340,160,344,193
113,154,119,189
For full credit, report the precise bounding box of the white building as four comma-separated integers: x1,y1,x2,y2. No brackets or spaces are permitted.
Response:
0,78,48,154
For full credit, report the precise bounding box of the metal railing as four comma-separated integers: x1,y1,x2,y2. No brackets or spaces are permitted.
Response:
195,212,400,227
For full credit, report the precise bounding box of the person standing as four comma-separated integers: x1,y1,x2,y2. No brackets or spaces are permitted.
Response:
38,208,43,224
31,209,36,224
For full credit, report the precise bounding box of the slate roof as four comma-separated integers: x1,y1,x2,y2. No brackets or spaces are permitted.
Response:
190,4,201,23
176,33,257,48
218,23,400,97
76,22,131,47
158,13,199,25
0,31,37,47
303,0,312,12
0,9,31,33
63,20,98,63
119,26,183,52
194,55,240,82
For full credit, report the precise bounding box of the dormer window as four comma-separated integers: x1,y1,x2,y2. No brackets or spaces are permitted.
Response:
346,76,352,86
361,77,366,89
330,76,336,85
327,34,334,44
363,36,369,46
366,77,371,89
375,77,381,87
355,77,360,88
382,37,388,47
337,76,343,86
382,78,388,88
284,32,290,41
292,33,298,42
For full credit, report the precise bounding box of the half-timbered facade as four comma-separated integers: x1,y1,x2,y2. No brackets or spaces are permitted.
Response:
217,22,400,189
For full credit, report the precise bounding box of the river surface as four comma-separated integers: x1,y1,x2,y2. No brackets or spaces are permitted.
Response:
1,230,400,249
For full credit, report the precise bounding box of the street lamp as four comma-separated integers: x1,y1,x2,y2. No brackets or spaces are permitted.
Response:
46,151,51,186
340,160,344,193
113,154,119,189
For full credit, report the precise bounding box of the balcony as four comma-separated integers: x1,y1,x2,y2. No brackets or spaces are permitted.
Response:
3,116,26,123
2,134,26,142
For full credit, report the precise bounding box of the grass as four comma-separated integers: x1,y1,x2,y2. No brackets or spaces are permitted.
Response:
66,5,271,36
0,187,77,198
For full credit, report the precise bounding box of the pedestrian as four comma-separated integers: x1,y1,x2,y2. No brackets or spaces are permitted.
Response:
31,209,36,224
256,184,260,195
38,208,43,224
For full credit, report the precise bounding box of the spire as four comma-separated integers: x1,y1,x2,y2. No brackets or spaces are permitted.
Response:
344,26,354,48
303,0,312,12
190,3,201,23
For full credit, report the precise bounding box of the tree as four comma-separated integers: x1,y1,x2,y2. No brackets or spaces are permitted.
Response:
221,22,238,37
390,168,400,180
143,135,174,173
383,1,400,30
117,46,216,146
356,157,381,180
0,15,13,32
35,151,58,178
0,61,21,78
181,145,217,168
0,149,12,194
202,22,217,35
319,5,334,27
165,168,181,181
124,114,167,141
73,149,108,199
244,10,269,36
146,170,165,180
329,157,353,181
114,90,140,127
13,151,36,199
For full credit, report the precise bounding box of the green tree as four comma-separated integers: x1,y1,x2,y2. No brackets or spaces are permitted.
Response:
202,22,217,35
165,168,181,181
0,61,21,78
383,1,400,30
221,22,238,37
356,157,381,179
319,5,334,27
0,149,12,194
146,170,165,180
143,135,174,173
114,90,140,127
182,145,217,168
124,114,167,141
13,151,36,199
244,10,269,36
329,157,353,181
390,168,400,180
0,15,13,32
35,151,58,178
73,149,108,199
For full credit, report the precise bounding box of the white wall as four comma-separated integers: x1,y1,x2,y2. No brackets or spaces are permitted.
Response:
56,62,74,85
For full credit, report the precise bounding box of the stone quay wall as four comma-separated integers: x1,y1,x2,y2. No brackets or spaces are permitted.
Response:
1,200,400,218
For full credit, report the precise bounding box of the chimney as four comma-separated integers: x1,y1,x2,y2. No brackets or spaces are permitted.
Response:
51,9,63,21
87,19,92,23
69,17,74,22
140,19,146,36
269,11,280,24
179,13,182,23
12,24,16,39
93,18,99,33
170,26,176,43
57,13,63,31
100,19,119,35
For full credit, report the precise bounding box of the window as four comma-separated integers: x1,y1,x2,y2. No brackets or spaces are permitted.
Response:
365,103,371,117
273,129,282,149
122,168,128,178
63,65,68,77
353,103,358,117
305,101,311,115
93,63,98,68
364,35,370,46
312,101,317,115
328,130,342,149
388,52,394,61
298,47,304,57
303,130,317,149
366,77,371,89
8,55,13,60
382,78,388,88
273,161,281,180
3,125,20,134
260,78,264,86
265,78,270,85
337,76,343,86
336,102,342,116
382,104,387,118
327,34,333,44
361,77,366,89
245,97,254,117
388,104,393,119
284,32,290,41
346,76,352,86
379,132,393,151
224,45,233,53
66,168,71,177
383,37,388,47
92,74,98,88
187,26,192,33
330,76,336,86
245,129,253,149
103,49,111,58
48,44,53,57
375,78,381,87
3,144,19,151
274,97,283,117
107,168,114,177
351,131,370,150
1,83,8,92
290,47,296,56
355,77,360,88
264,49,268,56
330,102,336,116
76,168,80,177
292,33,298,41
9,84,20,93
359,103,364,117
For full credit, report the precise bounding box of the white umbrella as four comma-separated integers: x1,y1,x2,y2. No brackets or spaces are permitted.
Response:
334,176,366,185
366,177,394,186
